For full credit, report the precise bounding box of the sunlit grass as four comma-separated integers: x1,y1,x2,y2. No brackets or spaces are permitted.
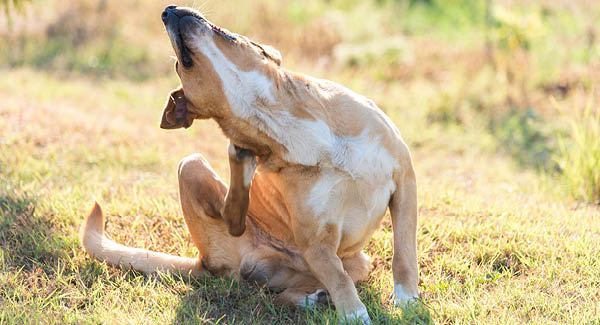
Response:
1,0,600,323
555,96,600,203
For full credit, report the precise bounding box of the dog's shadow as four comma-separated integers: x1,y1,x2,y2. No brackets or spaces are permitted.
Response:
0,191,431,324
170,274,432,324
0,191,120,295
0,193,70,272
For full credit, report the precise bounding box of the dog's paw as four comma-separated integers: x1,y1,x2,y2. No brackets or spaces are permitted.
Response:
299,289,328,308
391,284,419,308
343,306,371,324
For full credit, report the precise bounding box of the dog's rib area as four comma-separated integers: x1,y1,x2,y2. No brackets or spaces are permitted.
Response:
248,215,301,259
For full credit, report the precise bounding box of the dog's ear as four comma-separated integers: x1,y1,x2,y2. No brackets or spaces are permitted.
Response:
160,86,196,129
251,41,282,66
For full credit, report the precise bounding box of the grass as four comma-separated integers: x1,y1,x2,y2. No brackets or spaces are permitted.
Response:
1,0,600,323
555,96,600,204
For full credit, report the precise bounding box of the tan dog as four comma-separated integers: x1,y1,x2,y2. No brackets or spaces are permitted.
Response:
80,6,419,323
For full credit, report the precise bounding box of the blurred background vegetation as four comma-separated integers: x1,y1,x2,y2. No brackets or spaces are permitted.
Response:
1,0,598,202
1,1,599,323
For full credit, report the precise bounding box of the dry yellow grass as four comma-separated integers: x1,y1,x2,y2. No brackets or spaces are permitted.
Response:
1,0,599,323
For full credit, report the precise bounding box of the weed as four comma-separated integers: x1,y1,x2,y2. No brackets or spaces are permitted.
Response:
491,108,557,171
555,97,600,203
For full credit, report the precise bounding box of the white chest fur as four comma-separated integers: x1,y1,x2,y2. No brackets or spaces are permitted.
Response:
198,36,397,171
198,36,399,240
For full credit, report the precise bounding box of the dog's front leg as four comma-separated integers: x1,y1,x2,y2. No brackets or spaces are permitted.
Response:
389,167,419,306
295,223,371,324
222,143,257,236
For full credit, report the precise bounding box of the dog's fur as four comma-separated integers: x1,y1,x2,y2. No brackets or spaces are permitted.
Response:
80,6,419,323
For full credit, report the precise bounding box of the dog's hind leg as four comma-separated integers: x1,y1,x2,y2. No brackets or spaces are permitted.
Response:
222,143,256,237
389,165,419,306
342,251,371,283
178,153,228,249
178,152,257,276
179,145,256,240
270,252,369,309
178,154,231,262
273,251,369,309
275,287,330,308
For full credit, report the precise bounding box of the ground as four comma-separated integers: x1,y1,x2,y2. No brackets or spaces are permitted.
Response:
1,0,599,324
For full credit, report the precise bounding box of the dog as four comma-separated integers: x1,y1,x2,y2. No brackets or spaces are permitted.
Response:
80,6,419,323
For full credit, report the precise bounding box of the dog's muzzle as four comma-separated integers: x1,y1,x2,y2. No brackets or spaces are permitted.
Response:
161,5,196,68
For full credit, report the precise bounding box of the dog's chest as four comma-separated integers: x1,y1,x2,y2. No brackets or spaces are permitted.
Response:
273,118,399,217
284,137,395,249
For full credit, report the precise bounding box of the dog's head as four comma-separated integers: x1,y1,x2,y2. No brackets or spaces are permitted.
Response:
160,6,282,129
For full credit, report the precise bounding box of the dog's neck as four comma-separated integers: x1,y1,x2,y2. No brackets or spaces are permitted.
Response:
213,68,333,169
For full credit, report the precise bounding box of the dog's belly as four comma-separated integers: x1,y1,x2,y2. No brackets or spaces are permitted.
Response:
306,169,395,256
249,168,394,258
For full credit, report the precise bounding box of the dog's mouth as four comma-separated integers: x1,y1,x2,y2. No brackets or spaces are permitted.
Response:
162,6,201,68
174,27,194,69
162,6,237,69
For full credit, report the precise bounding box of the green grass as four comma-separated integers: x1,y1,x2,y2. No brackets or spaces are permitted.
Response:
555,97,600,204
1,0,600,323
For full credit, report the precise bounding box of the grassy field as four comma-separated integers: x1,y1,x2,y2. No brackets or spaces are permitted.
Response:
1,0,599,323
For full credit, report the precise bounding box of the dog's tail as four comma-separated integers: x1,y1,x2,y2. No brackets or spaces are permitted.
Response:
80,202,203,276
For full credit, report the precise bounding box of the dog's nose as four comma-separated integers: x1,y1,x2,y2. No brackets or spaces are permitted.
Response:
162,5,177,23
